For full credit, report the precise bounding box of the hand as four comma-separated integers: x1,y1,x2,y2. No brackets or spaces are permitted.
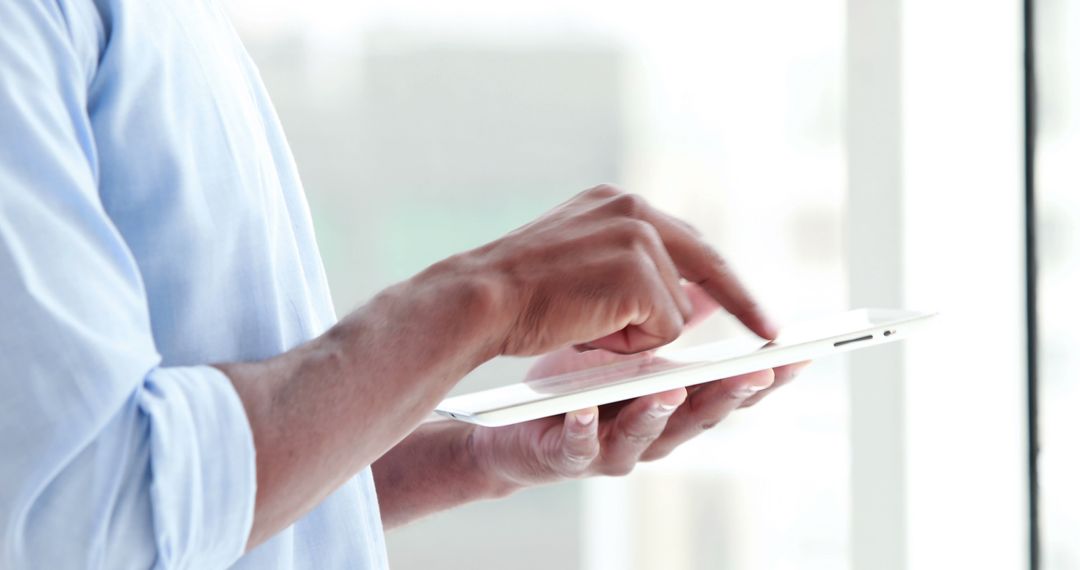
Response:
522,282,724,381
466,283,810,490
465,184,779,357
468,365,809,490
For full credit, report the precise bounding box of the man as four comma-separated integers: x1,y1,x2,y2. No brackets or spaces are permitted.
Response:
0,0,806,567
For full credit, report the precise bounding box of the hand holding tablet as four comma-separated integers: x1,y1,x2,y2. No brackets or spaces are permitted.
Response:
435,188,934,428
438,308,935,426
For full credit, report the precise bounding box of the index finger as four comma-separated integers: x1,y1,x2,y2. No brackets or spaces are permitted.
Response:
630,201,780,339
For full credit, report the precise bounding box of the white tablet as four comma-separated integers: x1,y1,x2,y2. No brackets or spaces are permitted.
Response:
436,308,936,427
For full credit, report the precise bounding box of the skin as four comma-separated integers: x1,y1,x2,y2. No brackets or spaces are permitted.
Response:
217,185,808,548
373,289,809,529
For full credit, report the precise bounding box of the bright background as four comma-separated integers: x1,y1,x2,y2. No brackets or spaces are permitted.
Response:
221,0,1074,568
1037,0,1080,568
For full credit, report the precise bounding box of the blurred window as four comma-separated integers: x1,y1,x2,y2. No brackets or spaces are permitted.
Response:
1035,0,1080,568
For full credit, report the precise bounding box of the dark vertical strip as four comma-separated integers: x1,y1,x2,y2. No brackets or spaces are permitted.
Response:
1023,0,1040,568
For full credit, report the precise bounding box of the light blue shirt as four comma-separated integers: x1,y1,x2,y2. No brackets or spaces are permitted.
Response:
0,0,388,568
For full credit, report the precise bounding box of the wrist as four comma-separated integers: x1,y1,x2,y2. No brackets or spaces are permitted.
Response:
461,424,524,499
413,248,519,363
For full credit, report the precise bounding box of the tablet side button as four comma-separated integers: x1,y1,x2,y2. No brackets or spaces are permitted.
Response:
835,334,874,347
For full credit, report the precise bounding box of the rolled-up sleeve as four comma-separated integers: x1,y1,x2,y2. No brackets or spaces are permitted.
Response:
0,1,256,568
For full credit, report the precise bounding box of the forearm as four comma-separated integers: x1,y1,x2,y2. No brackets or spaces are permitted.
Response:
372,420,519,529
217,256,507,549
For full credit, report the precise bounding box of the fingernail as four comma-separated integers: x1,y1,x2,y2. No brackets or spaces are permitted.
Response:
745,373,775,392
575,412,596,426
734,386,768,399
649,402,679,417
763,315,783,339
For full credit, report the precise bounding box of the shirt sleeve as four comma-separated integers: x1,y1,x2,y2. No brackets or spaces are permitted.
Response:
0,2,256,568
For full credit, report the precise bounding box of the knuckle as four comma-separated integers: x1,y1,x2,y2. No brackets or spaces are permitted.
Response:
607,192,648,218
703,245,728,271
587,183,621,198
615,218,656,246
621,429,661,446
649,301,685,342
700,420,721,431
722,387,751,401
553,462,589,479
555,453,596,478
663,308,685,334
652,320,682,346
562,440,600,467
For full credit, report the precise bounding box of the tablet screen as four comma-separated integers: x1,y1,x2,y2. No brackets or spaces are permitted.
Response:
442,309,886,413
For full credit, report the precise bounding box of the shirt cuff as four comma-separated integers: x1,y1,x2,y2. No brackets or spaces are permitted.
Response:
138,365,257,569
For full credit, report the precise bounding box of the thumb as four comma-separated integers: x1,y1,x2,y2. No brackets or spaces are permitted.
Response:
551,407,599,477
